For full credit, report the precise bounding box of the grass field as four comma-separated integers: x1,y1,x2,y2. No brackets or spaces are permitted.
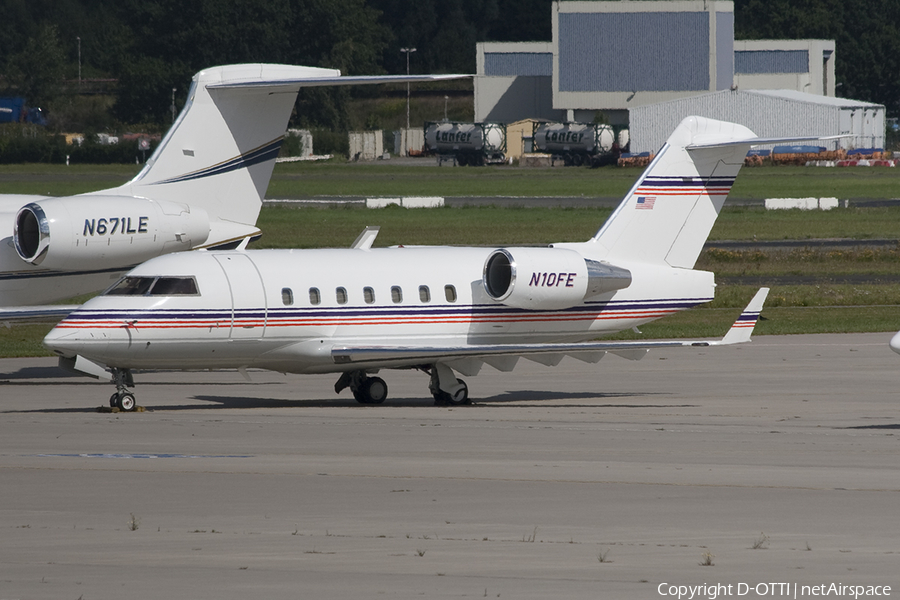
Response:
2,161,900,358
3,160,900,201
269,162,900,201
253,204,900,248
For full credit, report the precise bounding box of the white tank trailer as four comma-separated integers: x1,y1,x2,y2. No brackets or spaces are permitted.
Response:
424,122,506,166
532,122,629,167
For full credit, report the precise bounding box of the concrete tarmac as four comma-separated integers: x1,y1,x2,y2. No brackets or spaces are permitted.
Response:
1,332,898,599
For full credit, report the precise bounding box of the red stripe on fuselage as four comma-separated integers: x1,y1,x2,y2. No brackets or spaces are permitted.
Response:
55,308,682,331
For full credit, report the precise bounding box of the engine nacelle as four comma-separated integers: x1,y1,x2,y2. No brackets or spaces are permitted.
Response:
483,247,632,310
14,195,210,271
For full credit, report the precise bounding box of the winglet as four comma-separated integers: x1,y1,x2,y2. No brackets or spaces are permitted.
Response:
716,287,770,345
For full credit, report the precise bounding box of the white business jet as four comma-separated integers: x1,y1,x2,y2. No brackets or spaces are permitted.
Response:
0,63,462,322
45,116,804,410
889,331,900,355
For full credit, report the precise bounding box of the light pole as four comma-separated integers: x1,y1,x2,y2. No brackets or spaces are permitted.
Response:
76,37,81,86
400,47,416,131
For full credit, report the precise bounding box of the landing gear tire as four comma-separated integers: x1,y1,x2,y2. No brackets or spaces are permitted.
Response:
113,391,136,412
353,376,388,404
108,368,136,411
433,379,468,406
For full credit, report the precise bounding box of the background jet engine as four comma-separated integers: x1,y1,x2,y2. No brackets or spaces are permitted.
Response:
482,247,632,310
14,196,210,271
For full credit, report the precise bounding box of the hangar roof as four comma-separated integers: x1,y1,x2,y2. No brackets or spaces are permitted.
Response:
747,89,882,109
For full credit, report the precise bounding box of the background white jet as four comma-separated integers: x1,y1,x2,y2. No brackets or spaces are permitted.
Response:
889,331,900,354
0,64,463,322
44,116,801,410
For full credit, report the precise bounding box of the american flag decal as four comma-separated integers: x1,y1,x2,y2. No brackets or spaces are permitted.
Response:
636,196,656,210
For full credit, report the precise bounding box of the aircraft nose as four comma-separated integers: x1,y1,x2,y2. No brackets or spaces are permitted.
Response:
43,326,85,358
890,331,900,356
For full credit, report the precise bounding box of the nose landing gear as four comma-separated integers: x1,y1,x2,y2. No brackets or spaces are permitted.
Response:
109,368,137,411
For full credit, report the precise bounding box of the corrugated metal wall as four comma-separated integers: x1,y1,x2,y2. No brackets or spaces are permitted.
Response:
558,12,710,92
735,50,808,74
484,52,553,77
630,91,884,153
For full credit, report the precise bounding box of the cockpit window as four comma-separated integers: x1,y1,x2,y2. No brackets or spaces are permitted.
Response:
104,276,199,296
151,277,199,295
106,277,155,296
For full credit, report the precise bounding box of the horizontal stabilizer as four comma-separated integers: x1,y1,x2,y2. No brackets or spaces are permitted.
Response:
688,135,845,150
209,73,470,90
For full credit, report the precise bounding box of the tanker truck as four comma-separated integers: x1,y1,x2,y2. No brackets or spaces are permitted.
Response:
532,122,627,167
424,121,506,166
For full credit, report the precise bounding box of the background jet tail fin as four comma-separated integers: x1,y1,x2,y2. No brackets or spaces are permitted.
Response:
98,64,470,248
590,116,757,269
100,65,337,238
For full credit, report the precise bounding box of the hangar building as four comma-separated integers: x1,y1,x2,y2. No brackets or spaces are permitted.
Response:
629,90,883,153
474,1,881,151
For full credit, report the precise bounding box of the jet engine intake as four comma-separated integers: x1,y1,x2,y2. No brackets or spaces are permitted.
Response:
14,196,210,270
483,247,631,310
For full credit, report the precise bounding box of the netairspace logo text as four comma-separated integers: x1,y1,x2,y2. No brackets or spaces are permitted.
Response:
658,582,891,600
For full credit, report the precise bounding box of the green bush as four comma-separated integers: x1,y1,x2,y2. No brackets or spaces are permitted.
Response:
309,128,349,158
0,125,66,163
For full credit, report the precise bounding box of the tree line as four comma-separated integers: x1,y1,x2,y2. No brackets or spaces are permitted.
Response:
0,0,897,131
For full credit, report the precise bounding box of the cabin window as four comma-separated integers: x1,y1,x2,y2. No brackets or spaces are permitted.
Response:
336,287,348,305
105,276,198,296
363,287,375,304
419,285,431,303
309,287,321,305
391,286,403,303
444,285,457,303
282,288,293,306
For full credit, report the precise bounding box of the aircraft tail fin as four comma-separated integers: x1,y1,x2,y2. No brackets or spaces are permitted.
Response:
590,116,833,269
99,64,467,247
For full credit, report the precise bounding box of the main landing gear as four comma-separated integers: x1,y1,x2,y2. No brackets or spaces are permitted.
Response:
334,363,470,406
428,363,469,405
334,371,388,404
109,368,137,411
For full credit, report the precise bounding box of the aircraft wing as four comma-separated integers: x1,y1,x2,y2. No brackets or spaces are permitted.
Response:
332,288,769,367
0,305,78,323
